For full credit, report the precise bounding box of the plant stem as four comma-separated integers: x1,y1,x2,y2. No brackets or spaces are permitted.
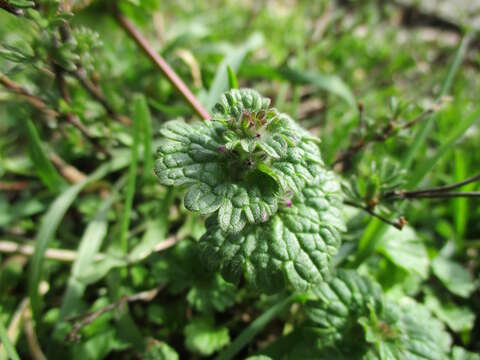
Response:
114,10,211,121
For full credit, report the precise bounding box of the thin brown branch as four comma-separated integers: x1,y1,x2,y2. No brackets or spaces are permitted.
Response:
344,200,407,230
66,285,164,341
114,10,211,121
49,152,87,183
0,74,58,118
0,181,30,191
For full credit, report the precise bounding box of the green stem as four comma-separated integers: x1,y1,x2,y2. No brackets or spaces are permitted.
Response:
215,293,298,360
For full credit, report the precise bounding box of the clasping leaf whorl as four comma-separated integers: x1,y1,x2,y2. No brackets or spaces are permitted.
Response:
155,88,345,292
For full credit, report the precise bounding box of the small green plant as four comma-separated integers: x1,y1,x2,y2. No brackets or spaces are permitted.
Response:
155,88,345,292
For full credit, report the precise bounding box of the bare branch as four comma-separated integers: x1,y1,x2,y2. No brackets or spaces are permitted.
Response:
0,74,58,118
114,10,211,121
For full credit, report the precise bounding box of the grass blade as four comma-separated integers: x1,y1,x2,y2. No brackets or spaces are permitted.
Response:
226,65,238,89
119,104,141,252
203,33,263,110
57,177,125,323
278,67,356,108
404,32,473,168
23,119,66,192
215,293,297,360
239,63,356,107
452,151,472,250
135,95,153,180
28,155,130,319
0,319,20,360
408,108,480,187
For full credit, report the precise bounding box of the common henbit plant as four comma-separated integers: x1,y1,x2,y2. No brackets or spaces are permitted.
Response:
155,88,345,292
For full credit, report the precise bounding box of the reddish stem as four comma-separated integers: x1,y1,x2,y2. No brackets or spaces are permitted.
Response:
115,12,211,121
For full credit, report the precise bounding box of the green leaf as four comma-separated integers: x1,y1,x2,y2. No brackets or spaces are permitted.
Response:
376,226,429,279
187,273,236,313
144,341,179,360
23,119,67,192
431,256,476,298
200,172,344,293
184,318,230,357
424,291,475,333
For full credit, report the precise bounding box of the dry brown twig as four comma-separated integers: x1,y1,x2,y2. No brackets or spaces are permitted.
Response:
0,234,181,263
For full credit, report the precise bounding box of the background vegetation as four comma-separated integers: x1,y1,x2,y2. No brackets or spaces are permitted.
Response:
0,0,479,358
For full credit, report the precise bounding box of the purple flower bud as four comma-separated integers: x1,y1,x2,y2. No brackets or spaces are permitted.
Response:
285,199,292,207
217,145,226,153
